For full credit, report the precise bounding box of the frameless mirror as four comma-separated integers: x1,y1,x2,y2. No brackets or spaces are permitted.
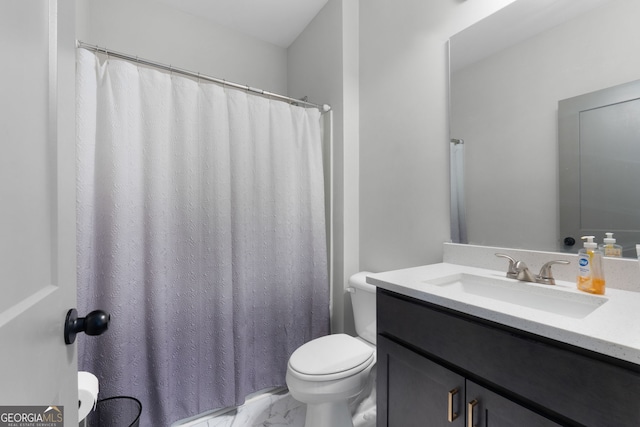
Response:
449,0,640,257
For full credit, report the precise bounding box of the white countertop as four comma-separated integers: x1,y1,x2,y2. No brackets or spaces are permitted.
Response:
368,263,640,365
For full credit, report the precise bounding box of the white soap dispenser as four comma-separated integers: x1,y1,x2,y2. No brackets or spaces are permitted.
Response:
600,232,622,257
577,236,605,295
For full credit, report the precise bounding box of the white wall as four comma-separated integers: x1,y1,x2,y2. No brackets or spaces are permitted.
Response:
358,0,517,273
76,0,288,94
288,0,523,333
288,0,359,335
452,0,640,252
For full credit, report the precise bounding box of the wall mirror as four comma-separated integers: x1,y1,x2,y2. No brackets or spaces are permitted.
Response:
449,0,640,257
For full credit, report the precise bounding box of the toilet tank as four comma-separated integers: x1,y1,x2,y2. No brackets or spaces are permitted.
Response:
348,272,377,345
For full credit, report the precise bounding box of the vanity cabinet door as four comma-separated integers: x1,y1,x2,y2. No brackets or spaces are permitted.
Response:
466,381,562,427
377,335,465,427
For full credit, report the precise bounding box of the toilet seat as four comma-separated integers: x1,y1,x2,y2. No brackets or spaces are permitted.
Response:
288,334,375,382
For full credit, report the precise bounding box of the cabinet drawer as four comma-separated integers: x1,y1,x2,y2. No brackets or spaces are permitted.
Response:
378,289,640,426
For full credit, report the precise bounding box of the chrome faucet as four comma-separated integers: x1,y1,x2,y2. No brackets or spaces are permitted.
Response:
495,254,569,285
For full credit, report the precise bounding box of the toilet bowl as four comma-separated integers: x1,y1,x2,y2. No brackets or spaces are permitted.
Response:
286,272,376,427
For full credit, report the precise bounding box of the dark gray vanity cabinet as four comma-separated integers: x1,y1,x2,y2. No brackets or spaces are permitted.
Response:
376,289,640,427
378,335,560,427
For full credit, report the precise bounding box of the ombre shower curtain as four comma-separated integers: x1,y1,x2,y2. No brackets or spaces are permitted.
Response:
76,49,329,426
450,141,467,244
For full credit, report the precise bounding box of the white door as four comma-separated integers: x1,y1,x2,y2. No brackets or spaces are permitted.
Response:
0,1,77,425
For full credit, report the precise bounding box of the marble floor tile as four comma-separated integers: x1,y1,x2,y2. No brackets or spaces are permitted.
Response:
177,369,376,427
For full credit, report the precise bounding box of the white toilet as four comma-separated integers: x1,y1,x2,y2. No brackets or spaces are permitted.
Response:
286,272,376,427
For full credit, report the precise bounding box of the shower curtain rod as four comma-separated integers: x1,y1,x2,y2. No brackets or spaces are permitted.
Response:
76,41,331,112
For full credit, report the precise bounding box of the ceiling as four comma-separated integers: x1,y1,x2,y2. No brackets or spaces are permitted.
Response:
450,0,612,72
154,0,329,48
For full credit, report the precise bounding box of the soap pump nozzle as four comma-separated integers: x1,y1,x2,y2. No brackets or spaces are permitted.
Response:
581,235,597,249
603,232,616,244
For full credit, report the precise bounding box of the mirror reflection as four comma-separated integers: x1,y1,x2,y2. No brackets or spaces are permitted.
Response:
449,0,640,257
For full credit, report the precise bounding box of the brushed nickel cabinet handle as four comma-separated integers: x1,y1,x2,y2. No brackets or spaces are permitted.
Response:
447,388,459,422
467,399,478,427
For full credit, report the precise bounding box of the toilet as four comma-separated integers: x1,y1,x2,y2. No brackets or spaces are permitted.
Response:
286,272,376,427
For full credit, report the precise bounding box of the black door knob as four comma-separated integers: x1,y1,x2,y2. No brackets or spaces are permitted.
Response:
64,308,110,345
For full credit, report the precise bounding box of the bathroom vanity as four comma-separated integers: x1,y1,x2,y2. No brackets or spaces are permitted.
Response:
369,264,640,427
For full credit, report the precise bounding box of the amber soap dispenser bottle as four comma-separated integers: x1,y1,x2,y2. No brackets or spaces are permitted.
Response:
577,236,606,295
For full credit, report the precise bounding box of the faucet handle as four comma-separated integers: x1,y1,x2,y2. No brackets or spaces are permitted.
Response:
495,253,517,279
536,260,570,285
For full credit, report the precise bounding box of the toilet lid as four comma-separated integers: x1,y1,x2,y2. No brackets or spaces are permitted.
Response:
289,334,374,376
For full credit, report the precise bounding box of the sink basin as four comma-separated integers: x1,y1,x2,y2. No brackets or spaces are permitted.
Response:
424,273,607,319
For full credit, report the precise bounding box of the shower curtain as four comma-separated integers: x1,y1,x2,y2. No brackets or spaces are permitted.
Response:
450,141,467,243
76,49,329,426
